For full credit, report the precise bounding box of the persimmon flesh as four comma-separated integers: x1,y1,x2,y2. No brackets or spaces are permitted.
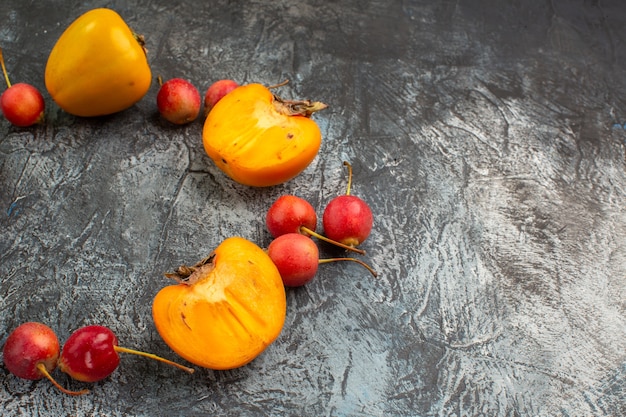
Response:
202,83,327,187
152,237,286,370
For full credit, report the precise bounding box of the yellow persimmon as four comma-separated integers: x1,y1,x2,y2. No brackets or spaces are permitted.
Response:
152,237,286,370
45,8,152,117
202,83,327,187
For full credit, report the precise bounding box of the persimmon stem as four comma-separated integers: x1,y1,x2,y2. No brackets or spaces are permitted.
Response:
36,363,90,396
318,257,378,278
273,94,328,117
165,253,216,285
0,48,12,88
343,161,353,196
113,346,195,374
300,226,365,255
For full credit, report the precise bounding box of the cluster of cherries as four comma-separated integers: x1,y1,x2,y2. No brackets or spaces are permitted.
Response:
155,77,239,125
265,161,377,287
3,322,194,396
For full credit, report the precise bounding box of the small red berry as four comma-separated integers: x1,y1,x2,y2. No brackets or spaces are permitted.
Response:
0,48,45,127
204,79,239,116
268,233,320,287
267,233,378,286
157,78,201,125
322,162,373,247
266,195,317,238
323,195,373,247
3,322,88,396
58,325,121,383
58,325,194,383
3,322,60,381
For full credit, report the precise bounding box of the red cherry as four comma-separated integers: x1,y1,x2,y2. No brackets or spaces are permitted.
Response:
3,322,59,381
203,79,238,116
266,195,317,238
266,194,366,255
323,195,373,246
58,325,194,383
0,48,44,127
58,325,120,382
157,78,201,125
267,233,377,287
3,322,88,396
268,233,320,287
323,162,373,247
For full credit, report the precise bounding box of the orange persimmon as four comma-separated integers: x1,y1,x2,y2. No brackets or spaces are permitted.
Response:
202,83,327,187
152,237,286,370
45,8,152,117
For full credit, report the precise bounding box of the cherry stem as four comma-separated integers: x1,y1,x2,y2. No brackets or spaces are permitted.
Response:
0,48,12,88
113,346,195,374
266,79,290,89
300,226,365,255
343,161,353,196
36,363,90,396
318,257,378,278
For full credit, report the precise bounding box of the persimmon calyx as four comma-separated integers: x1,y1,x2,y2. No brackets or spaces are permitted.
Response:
132,32,148,56
273,94,328,117
164,253,216,285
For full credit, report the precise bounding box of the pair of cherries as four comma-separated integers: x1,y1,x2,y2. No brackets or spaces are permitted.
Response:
156,77,239,125
3,322,194,396
266,161,376,287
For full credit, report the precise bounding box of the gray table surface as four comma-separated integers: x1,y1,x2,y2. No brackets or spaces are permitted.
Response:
1,1,625,416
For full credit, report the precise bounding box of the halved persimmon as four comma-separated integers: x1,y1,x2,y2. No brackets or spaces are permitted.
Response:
152,237,286,370
202,83,327,187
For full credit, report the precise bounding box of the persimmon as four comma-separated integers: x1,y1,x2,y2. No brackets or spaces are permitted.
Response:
152,237,286,370
202,83,327,187
45,8,152,117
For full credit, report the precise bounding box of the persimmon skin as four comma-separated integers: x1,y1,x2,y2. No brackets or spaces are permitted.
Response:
45,8,152,117
152,237,286,370
202,83,323,187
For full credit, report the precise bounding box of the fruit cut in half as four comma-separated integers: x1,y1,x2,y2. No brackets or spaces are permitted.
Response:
152,237,287,370
202,83,327,187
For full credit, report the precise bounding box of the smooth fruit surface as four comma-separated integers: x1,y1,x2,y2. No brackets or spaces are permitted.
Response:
266,195,317,238
45,8,151,117
322,195,373,247
268,233,319,287
152,237,286,370
203,83,326,187
58,325,120,382
3,322,60,380
157,78,201,124
1,83,45,127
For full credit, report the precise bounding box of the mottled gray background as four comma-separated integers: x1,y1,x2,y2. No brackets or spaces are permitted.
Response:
1,1,625,416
